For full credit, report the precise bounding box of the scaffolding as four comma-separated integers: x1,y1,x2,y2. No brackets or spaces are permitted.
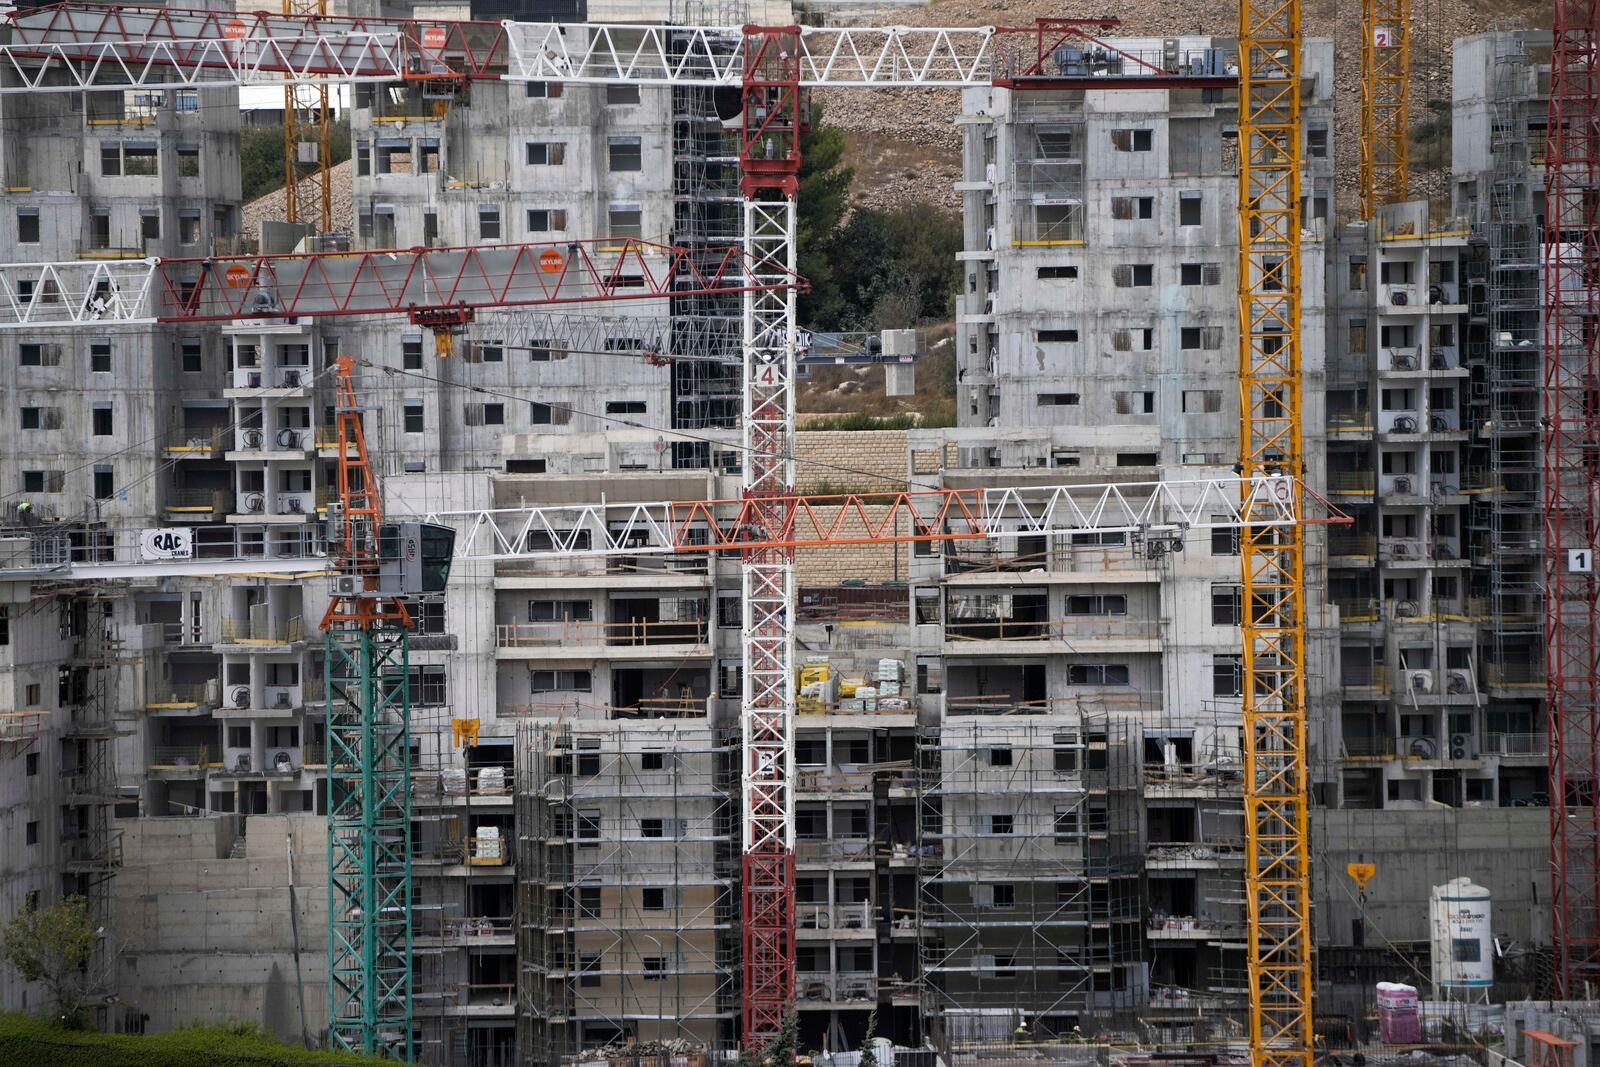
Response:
59,597,127,1015
410,704,520,1067
1007,116,1085,247
1466,33,1544,676
915,715,1144,1048
670,28,744,442
517,720,741,1066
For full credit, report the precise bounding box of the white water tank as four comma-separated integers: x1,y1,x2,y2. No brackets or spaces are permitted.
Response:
1429,877,1493,990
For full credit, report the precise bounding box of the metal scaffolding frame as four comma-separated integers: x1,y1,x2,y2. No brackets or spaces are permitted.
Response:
914,716,1144,1046
517,721,741,1064
1469,34,1545,675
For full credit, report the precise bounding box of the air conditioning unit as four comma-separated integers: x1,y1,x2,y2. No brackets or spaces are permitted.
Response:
281,369,302,388
285,497,304,513
1394,599,1419,617
1393,476,1413,494
1390,288,1409,305
1450,732,1476,760
273,689,292,708
1432,479,1452,497
333,575,360,596
243,492,265,513
1430,414,1450,432
1409,736,1437,759
1409,670,1434,693
1391,351,1417,370
1390,541,1414,559
1447,670,1473,695
1431,352,1451,370
1430,284,1447,304
277,428,300,449
231,685,251,709
242,428,264,449
247,371,263,388
1393,415,1418,433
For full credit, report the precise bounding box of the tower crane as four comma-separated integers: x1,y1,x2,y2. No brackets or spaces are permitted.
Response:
1542,0,1600,998
0,5,1316,1062
0,228,797,1057
1359,0,1410,217
281,0,334,232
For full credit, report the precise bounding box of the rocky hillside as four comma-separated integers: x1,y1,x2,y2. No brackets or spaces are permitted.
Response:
820,0,1552,213
242,158,358,240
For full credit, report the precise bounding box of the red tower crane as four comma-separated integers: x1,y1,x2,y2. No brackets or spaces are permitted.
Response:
1543,0,1600,996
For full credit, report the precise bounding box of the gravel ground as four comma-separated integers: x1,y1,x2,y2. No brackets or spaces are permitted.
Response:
241,158,358,242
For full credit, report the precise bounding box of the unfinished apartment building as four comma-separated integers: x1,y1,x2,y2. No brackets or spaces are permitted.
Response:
913,38,1335,1031
1309,28,1557,1000
0,7,1581,1066
0,66,246,1023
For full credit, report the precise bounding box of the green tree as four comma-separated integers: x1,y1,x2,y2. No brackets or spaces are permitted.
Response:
240,119,354,203
734,1010,800,1067
859,1008,881,1067
817,203,962,330
796,105,855,327
1,896,98,1027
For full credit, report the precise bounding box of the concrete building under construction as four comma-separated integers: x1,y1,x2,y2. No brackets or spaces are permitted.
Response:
0,3,1585,1067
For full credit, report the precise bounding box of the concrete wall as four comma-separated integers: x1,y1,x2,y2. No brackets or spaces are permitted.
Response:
1312,807,1551,947
112,814,328,1043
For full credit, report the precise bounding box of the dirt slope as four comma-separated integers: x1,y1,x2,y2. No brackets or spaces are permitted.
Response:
821,0,1552,213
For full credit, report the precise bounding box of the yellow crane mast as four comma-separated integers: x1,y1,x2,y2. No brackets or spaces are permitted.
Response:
1237,0,1314,1066
1360,0,1411,216
282,0,333,231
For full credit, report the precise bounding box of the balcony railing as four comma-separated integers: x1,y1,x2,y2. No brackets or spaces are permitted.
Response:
1334,598,1379,623
76,241,149,260
414,915,514,941
796,837,875,863
944,618,1158,643
148,745,220,769
1487,663,1545,688
1328,534,1377,558
796,971,877,1004
219,616,305,644
797,901,873,931
166,488,233,513
163,431,226,457
1340,664,1391,690
1341,736,1397,759
1482,731,1548,757
145,682,216,707
1326,470,1375,492
495,620,707,648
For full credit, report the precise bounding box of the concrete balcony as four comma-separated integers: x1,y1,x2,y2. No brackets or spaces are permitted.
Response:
1328,533,1376,563
796,971,876,1008
218,616,306,647
1340,664,1390,695
797,901,873,936
942,617,1159,655
1146,840,1245,870
1147,915,1244,941
1324,412,1376,438
165,488,234,521
795,837,875,866
147,745,222,775
162,431,225,460
413,915,515,949
145,681,218,714
1482,731,1548,761
493,620,710,661
419,983,516,1017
